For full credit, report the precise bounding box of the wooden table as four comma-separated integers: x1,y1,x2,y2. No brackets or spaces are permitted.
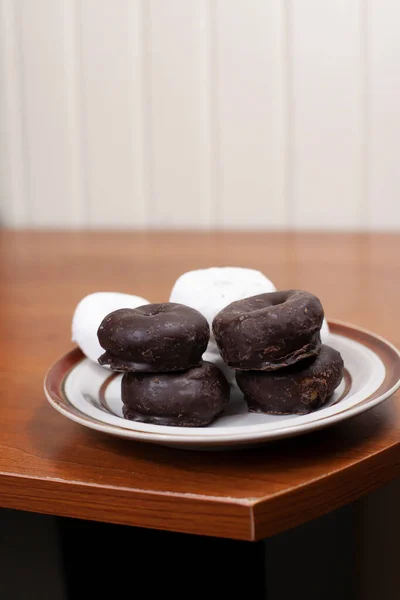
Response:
1,231,400,546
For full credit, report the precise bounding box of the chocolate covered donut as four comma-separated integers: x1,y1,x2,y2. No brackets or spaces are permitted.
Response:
122,361,230,427
97,303,209,372
213,290,324,370
236,344,344,415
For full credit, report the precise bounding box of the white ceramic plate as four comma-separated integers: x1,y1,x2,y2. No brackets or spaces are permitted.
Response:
44,321,400,449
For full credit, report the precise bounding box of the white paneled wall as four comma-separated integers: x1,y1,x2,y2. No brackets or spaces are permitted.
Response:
215,0,286,227
146,0,213,227
0,0,399,229
368,0,400,229
289,0,365,229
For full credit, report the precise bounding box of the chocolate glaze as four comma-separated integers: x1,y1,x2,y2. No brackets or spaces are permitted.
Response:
97,303,209,372
212,290,324,370
122,361,230,427
236,344,344,415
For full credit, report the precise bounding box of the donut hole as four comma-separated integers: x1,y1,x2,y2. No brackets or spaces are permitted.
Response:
142,304,169,317
269,290,298,308
234,293,288,317
248,291,290,312
270,295,289,308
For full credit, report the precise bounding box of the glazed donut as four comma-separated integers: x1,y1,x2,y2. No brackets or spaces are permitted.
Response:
122,362,230,427
97,303,209,372
236,344,344,415
213,290,324,370
169,267,276,381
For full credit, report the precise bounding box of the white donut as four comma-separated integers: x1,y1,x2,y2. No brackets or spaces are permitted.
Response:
170,267,276,332
72,292,149,365
170,267,276,382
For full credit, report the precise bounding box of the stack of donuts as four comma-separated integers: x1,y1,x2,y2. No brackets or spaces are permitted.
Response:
213,290,344,415
71,267,344,426
96,302,230,427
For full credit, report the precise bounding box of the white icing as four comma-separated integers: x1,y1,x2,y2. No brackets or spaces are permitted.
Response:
170,267,276,333
72,292,149,365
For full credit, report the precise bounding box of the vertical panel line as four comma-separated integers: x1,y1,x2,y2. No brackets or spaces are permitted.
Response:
197,0,213,228
283,0,293,229
208,0,221,229
130,0,147,227
75,0,91,227
141,0,153,227
0,0,25,225
62,0,86,227
14,0,31,225
361,0,370,230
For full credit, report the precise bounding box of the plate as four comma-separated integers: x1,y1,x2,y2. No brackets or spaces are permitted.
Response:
44,321,400,449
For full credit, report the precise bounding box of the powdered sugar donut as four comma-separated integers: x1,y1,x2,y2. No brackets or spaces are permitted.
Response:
170,267,276,331
170,267,276,381
72,292,149,365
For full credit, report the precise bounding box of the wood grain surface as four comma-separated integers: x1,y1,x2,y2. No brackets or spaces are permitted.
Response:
1,231,400,541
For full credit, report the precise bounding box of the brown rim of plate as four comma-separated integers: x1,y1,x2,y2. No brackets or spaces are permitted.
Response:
99,373,119,411
331,321,400,408
44,320,400,433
